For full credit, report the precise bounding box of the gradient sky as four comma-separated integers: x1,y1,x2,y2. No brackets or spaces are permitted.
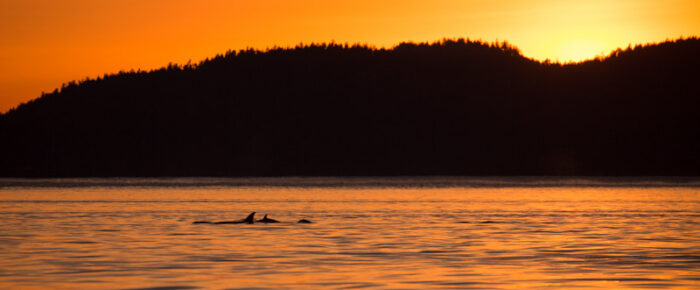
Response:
1,0,698,112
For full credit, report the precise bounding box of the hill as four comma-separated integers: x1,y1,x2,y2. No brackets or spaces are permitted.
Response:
1,38,698,177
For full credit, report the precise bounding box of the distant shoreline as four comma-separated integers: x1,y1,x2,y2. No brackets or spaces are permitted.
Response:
2,176,699,189
2,38,698,177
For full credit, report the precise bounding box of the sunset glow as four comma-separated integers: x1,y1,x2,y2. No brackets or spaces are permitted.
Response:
0,0,698,112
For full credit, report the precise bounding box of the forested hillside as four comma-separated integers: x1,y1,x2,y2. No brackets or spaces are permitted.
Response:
1,38,698,176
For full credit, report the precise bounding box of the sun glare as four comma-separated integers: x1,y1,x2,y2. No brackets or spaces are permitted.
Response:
0,0,698,112
555,38,609,62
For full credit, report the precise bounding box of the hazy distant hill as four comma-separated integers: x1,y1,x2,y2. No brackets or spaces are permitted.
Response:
1,38,698,177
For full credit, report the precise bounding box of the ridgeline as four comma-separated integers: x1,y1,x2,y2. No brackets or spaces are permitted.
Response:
1,38,698,177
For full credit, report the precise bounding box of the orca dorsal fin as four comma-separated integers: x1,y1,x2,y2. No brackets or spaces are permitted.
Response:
243,212,255,224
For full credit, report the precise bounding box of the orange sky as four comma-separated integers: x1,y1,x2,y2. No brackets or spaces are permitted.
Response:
1,0,698,113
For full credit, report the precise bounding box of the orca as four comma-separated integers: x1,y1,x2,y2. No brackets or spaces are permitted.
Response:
257,214,280,223
193,212,256,224
193,212,311,225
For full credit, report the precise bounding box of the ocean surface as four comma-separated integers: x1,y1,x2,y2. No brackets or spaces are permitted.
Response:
0,177,698,289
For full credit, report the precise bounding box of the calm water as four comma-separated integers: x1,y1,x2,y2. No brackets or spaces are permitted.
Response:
0,178,698,289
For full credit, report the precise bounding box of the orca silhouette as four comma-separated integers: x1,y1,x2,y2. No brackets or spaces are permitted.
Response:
193,212,256,224
193,212,311,224
257,214,280,223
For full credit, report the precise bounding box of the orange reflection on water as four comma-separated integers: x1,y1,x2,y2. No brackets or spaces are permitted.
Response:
0,185,698,289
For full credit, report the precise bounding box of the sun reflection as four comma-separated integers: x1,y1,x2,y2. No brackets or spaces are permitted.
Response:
0,184,698,288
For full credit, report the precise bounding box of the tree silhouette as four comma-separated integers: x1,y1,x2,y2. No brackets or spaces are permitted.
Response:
1,37,698,177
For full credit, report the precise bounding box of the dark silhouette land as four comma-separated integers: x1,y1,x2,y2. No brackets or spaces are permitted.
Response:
1,38,698,176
